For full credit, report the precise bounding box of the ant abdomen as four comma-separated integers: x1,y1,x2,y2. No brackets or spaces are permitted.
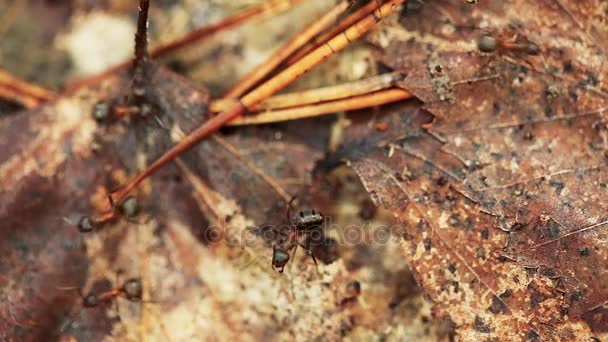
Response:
82,293,99,308
290,209,324,228
121,278,143,301
272,247,290,273
526,42,540,55
77,216,97,233
477,34,498,53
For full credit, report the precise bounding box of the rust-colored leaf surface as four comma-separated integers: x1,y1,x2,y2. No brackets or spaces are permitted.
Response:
322,0,608,339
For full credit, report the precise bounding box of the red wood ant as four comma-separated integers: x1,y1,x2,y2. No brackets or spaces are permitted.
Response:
477,32,540,56
77,196,140,233
474,27,544,71
58,277,144,335
80,277,143,308
271,198,325,273
91,101,153,122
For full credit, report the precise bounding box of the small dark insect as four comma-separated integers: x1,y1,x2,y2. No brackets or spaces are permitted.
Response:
118,196,139,218
474,28,543,73
92,101,111,122
477,33,540,56
90,101,151,123
77,216,96,233
271,198,325,273
342,280,362,303
77,195,140,233
58,276,145,334
81,277,143,308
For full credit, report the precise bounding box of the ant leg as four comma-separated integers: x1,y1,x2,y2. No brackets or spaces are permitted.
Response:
310,253,319,274
107,192,116,209
286,240,299,274
477,54,497,75
298,241,320,273
286,195,297,222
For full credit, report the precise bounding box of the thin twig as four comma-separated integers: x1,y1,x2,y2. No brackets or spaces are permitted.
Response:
66,0,302,92
223,0,351,99
283,0,386,67
212,71,405,112
228,88,412,125
132,0,150,100
0,69,58,108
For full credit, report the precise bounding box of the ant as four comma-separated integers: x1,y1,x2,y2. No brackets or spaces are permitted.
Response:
477,32,540,56
80,277,143,308
77,195,139,233
58,277,144,335
92,101,153,123
271,198,325,273
474,26,543,71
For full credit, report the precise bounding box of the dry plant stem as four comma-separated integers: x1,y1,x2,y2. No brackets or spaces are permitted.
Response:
66,0,301,92
149,0,303,58
135,0,149,62
132,0,150,100
223,0,351,99
103,0,405,214
0,70,58,108
284,0,386,67
212,71,404,112
229,88,412,125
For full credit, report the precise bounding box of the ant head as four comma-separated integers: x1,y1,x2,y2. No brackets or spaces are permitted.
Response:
346,280,361,297
290,209,324,228
526,42,540,55
119,196,139,218
477,34,497,53
272,248,290,272
77,216,96,233
92,101,110,122
122,278,143,301
82,293,98,308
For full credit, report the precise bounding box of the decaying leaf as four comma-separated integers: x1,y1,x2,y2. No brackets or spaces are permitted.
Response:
5,0,607,340
322,0,608,339
1,46,440,339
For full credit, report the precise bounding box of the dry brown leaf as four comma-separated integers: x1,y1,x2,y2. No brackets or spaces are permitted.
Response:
319,0,608,340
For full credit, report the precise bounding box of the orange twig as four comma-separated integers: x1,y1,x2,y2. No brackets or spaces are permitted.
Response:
0,70,58,108
223,0,351,99
212,71,404,112
228,88,412,126
67,0,302,92
284,0,386,67
99,0,405,222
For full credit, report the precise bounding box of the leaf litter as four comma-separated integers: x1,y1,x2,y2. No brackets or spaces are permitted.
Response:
3,0,608,340
0,1,449,341
324,0,608,340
